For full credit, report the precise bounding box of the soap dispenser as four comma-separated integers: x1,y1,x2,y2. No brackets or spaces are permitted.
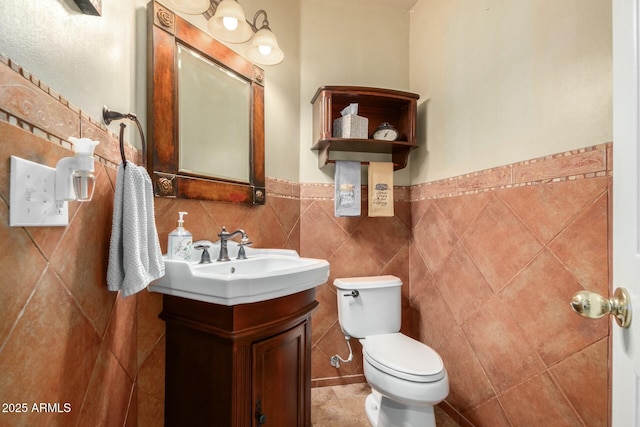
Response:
168,212,192,261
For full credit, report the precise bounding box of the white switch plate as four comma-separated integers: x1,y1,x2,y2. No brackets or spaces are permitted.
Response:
10,156,69,227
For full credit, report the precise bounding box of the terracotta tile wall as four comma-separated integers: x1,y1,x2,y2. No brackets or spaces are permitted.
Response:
1,56,611,426
0,92,137,426
306,145,611,426
0,57,299,426
409,145,611,426
300,184,413,387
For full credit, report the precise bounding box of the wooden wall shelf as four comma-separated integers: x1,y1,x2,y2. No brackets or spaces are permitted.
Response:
310,86,419,170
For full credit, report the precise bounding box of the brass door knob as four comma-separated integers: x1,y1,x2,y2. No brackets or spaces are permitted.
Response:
570,287,631,328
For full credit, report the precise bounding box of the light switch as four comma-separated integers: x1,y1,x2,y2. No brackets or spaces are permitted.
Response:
9,156,69,227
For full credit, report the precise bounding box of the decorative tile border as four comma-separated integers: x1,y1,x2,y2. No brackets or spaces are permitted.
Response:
299,182,412,201
298,142,610,202
0,55,140,169
513,145,608,183
410,143,611,201
1,54,612,203
265,177,300,199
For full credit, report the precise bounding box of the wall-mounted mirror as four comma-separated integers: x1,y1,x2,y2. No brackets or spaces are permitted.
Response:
147,0,266,204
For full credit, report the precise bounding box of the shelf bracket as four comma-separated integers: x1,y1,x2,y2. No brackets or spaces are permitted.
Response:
317,144,330,168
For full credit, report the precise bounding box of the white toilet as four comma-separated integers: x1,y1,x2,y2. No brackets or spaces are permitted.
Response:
334,275,449,427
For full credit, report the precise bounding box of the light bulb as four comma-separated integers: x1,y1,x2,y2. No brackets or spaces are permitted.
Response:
258,45,272,56
223,16,238,31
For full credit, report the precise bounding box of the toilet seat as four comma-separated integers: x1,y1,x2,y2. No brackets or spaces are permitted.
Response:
363,333,445,383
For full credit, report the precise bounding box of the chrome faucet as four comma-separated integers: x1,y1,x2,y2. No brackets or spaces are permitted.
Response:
217,226,252,261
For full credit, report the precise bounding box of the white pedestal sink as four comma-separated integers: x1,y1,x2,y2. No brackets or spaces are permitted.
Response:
149,240,330,305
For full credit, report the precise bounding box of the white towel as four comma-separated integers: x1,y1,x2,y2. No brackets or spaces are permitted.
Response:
107,161,165,297
334,161,361,217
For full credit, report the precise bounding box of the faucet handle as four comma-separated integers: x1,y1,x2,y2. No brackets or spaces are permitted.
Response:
237,238,252,260
194,244,211,264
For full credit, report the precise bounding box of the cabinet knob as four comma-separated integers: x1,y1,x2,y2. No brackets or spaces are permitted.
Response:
256,398,267,425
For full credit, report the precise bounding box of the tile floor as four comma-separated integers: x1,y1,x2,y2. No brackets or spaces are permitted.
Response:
311,383,460,426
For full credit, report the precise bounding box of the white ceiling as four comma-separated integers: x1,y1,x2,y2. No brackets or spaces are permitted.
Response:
349,0,419,11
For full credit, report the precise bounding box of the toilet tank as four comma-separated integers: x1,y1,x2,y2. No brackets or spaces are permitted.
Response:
334,275,402,338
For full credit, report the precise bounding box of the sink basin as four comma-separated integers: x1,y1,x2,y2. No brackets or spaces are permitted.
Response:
149,240,330,305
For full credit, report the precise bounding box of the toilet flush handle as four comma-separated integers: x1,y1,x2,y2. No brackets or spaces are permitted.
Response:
343,290,359,298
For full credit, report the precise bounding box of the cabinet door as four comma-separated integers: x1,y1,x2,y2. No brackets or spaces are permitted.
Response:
252,321,309,426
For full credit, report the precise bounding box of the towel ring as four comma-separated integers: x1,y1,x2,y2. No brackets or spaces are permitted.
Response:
103,106,147,169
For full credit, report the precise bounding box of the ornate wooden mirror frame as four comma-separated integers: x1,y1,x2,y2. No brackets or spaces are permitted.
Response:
147,0,266,204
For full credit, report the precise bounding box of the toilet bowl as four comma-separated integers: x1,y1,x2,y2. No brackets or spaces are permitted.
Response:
334,276,449,427
362,333,449,426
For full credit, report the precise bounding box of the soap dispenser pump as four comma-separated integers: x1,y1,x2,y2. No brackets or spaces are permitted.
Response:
168,211,192,261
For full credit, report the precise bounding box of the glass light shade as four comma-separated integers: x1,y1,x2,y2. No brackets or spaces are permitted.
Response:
246,28,284,65
207,0,253,43
72,171,96,202
160,0,210,14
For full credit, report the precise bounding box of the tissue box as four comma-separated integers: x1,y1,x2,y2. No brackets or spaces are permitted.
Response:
333,114,368,139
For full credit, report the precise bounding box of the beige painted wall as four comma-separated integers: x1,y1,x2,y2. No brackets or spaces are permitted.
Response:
1,1,612,185
409,0,612,184
0,0,303,182
0,0,148,140
175,0,413,184
298,0,411,185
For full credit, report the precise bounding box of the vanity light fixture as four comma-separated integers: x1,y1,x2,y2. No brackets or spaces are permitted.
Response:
175,0,284,65
244,10,284,66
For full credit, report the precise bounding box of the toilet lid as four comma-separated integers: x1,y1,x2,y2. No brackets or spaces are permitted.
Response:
363,333,445,383
334,275,402,290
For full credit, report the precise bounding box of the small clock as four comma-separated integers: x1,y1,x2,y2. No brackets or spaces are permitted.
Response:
373,122,399,141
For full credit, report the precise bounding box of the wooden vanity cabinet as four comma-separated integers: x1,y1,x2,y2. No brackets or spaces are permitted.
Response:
160,289,318,427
